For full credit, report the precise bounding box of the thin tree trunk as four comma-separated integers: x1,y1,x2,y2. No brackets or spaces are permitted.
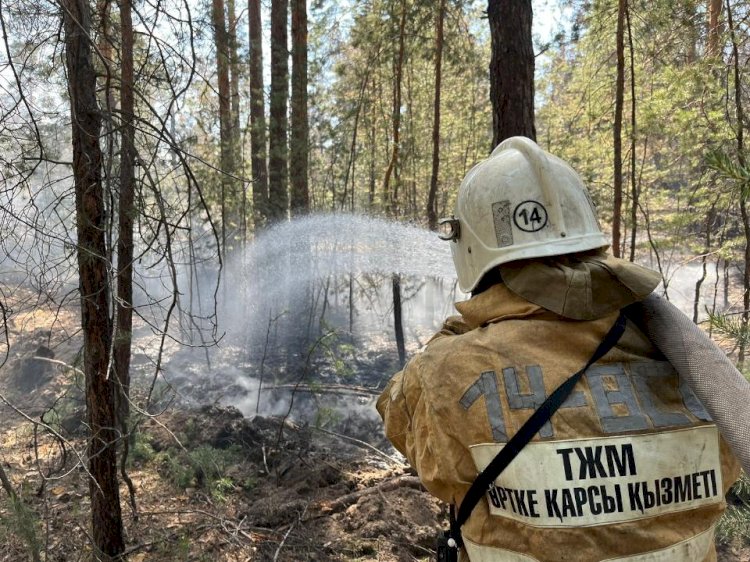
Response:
342,72,370,211
249,0,268,227
382,0,407,216
613,0,626,258
290,0,309,215
708,0,724,57
115,0,137,517
269,0,289,222
488,0,535,147
727,0,749,366
427,0,445,231
228,0,242,234
392,274,405,367
212,0,233,252
63,0,124,556
369,93,376,209
627,2,638,262
694,201,717,323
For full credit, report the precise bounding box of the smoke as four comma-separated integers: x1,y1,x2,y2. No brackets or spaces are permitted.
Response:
149,214,463,439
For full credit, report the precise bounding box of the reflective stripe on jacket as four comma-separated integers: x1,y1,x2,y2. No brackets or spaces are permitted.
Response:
377,283,739,562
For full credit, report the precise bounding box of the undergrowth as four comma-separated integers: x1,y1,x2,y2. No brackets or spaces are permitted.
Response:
155,444,249,501
717,471,750,545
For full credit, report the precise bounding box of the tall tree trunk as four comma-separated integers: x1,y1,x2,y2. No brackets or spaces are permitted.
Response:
368,89,376,209
627,2,638,262
212,0,233,252
707,0,724,57
96,0,116,203
116,0,138,516
290,0,309,215
727,0,749,366
613,0,626,258
382,0,407,216
342,72,370,211
228,0,242,233
115,0,134,453
248,0,269,227
427,0,445,231
269,0,289,222
63,0,124,556
488,0,535,147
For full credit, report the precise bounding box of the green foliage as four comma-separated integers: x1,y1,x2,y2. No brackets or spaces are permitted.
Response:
157,445,244,502
707,311,750,350
307,0,490,218
717,472,750,544
129,433,157,465
706,149,750,197
0,493,41,560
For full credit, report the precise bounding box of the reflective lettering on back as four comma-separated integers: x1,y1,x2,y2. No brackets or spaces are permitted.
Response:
503,365,552,438
459,362,712,442
460,371,508,441
587,365,650,433
629,362,692,428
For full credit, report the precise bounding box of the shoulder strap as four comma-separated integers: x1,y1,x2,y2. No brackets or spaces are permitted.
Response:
451,311,627,545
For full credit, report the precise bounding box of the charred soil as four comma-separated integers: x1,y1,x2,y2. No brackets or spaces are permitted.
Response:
0,287,748,561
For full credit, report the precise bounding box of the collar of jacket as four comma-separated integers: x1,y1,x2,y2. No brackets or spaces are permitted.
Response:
499,251,661,320
455,252,662,324
454,284,548,329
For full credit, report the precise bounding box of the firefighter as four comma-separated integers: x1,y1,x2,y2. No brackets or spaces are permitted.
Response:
377,137,739,562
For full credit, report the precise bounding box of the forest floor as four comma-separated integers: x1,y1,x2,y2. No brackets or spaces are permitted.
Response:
0,286,749,561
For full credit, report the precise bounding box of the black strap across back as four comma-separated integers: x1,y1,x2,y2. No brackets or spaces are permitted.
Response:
449,311,628,548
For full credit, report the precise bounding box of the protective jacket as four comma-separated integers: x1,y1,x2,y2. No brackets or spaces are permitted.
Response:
377,283,739,562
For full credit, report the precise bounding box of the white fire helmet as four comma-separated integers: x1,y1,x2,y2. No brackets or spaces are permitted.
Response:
441,136,608,293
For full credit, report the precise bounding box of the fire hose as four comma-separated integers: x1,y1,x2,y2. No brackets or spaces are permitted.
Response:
628,294,750,474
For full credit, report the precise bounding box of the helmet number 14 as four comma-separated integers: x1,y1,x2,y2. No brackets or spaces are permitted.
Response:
513,201,548,233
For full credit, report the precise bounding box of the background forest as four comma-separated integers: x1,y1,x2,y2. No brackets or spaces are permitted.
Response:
2,0,750,560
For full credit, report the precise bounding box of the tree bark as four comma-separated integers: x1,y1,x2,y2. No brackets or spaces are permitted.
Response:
427,0,445,231
63,0,124,556
488,0,535,147
211,0,234,251
707,0,724,57
227,0,243,235
727,0,749,366
392,274,405,367
290,0,309,215
626,2,638,262
613,0,626,258
269,0,289,222
249,0,268,226
382,0,407,216
115,0,134,447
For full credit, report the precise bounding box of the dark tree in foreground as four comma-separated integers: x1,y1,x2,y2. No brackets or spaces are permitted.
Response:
249,0,269,225
290,0,309,215
427,0,446,230
488,0,535,147
62,0,124,556
612,0,626,257
269,0,289,222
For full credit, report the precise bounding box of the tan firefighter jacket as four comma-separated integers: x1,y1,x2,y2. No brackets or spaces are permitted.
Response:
377,283,739,562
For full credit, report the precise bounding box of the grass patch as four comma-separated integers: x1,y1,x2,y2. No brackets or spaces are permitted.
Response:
157,445,245,501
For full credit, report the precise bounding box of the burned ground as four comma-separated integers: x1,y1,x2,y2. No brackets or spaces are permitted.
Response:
0,287,748,561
